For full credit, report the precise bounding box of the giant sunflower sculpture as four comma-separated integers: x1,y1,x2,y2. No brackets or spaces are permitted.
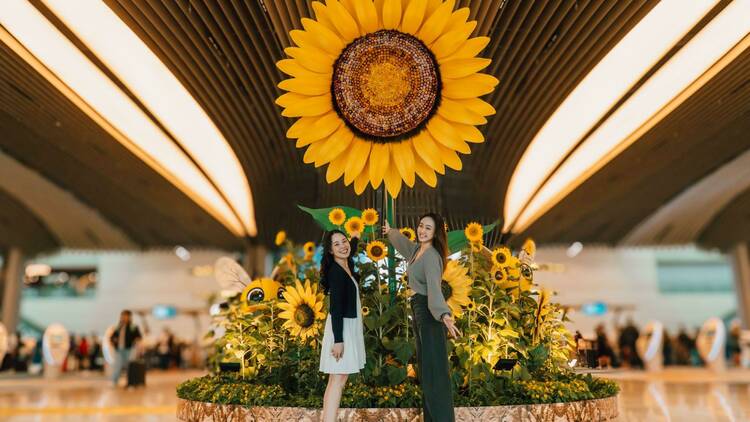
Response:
276,0,497,197
441,259,472,316
278,280,326,341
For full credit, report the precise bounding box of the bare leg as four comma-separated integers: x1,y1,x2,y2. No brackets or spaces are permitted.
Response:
321,373,348,422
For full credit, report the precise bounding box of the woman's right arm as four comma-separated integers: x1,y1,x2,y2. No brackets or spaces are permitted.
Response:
328,270,346,343
385,224,418,258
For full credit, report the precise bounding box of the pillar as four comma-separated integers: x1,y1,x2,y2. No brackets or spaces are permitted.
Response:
731,243,750,329
1,248,24,331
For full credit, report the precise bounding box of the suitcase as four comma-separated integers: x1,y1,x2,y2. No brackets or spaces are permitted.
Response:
127,360,146,387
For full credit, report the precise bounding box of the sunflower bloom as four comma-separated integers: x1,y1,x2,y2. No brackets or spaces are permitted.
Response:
441,260,472,316
329,208,346,226
400,227,416,241
276,0,498,197
491,246,511,267
274,230,287,246
362,208,379,226
464,222,482,243
303,241,316,255
278,280,326,341
366,240,388,261
344,216,364,236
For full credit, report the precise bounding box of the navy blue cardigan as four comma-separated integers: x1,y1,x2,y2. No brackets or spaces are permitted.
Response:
327,241,360,343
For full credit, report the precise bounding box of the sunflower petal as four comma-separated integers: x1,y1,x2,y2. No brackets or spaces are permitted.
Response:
354,161,370,194
327,0,361,42
414,154,437,187
437,98,487,125
416,0,454,45
391,141,416,187
382,0,402,29
286,116,316,139
275,92,307,108
384,164,403,197
278,76,331,96
442,73,497,99
436,142,463,170
457,97,496,116
316,125,354,166
401,0,427,34
297,112,342,146
327,152,349,183
276,59,328,79
344,138,372,185
283,47,334,74
432,21,476,60
312,1,338,32
440,57,491,79
303,140,326,164
301,18,345,55
412,131,445,174
452,122,484,143
368,143,390,188
443,36,491,61
354,0,379,34
282,94,332,117
444,7,469,32
426,115,471,153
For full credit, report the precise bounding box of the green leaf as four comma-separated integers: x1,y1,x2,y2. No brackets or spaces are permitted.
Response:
386,365,407,385
447,221,499,254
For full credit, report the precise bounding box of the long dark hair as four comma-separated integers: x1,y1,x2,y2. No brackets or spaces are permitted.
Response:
319,229,355,295
419,212,448,269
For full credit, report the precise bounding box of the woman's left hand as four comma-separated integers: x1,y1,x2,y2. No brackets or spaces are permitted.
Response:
442,315,462,339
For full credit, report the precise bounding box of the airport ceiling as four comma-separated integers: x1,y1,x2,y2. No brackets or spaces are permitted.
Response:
1,0,748,255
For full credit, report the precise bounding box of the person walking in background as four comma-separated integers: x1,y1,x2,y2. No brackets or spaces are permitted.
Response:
109,310,141,386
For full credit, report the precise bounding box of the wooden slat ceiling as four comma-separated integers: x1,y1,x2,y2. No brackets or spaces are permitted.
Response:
97,0,658,246
0,40,242,252
519,45,750,250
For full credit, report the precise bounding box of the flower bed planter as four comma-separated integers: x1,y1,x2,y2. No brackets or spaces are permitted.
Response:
176,395,618,422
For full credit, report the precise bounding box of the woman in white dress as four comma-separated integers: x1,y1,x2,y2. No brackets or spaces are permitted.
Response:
319,229,366,422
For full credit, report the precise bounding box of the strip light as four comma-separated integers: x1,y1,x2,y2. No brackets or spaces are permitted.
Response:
503,0,720,233
0,0,255,237
513,0,750,233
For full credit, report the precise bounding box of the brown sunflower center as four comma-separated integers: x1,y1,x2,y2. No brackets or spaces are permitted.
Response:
370,245,383,257
494,270,505,282
441,280,453,300
332,30,440,142
293,304,315,328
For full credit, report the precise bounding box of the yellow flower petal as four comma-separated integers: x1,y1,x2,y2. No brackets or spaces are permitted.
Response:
344,138,372,185
444,7,469,32
278,77,331,96
286,116,316,139
432,21,476,59
391,141,416,187
312,1,338,32
412,131,445,174
327,0,361,42
436,142,462,170
384,164,403,197
354,0,379,34
440,57,491,79
301,18,345,56
303,140,325,164
426,115,471,153
275,92,307,108
453,122,485,143
297,112,342,146
456,97,496,116
400,0,427,35
381,0,402,29
443,36,491,61
368,143,390,188
281,94,332,117
354,161,370,193
339,0,358,20
315,125,354,166
327,152,349,183
283,47,334,73
414,154,437,187
437,98,487,125
442,73,497,99
416,0,454,45
289,30,315,50
276,59,329,79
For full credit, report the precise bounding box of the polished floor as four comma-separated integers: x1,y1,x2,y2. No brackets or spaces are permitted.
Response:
0,368,748,421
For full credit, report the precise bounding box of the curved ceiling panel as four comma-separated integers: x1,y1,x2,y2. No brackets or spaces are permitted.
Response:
701,185,750,249
0,187,58,255
0,150,137,250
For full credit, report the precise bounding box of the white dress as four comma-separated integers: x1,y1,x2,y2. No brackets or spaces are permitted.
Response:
319,273,366,374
